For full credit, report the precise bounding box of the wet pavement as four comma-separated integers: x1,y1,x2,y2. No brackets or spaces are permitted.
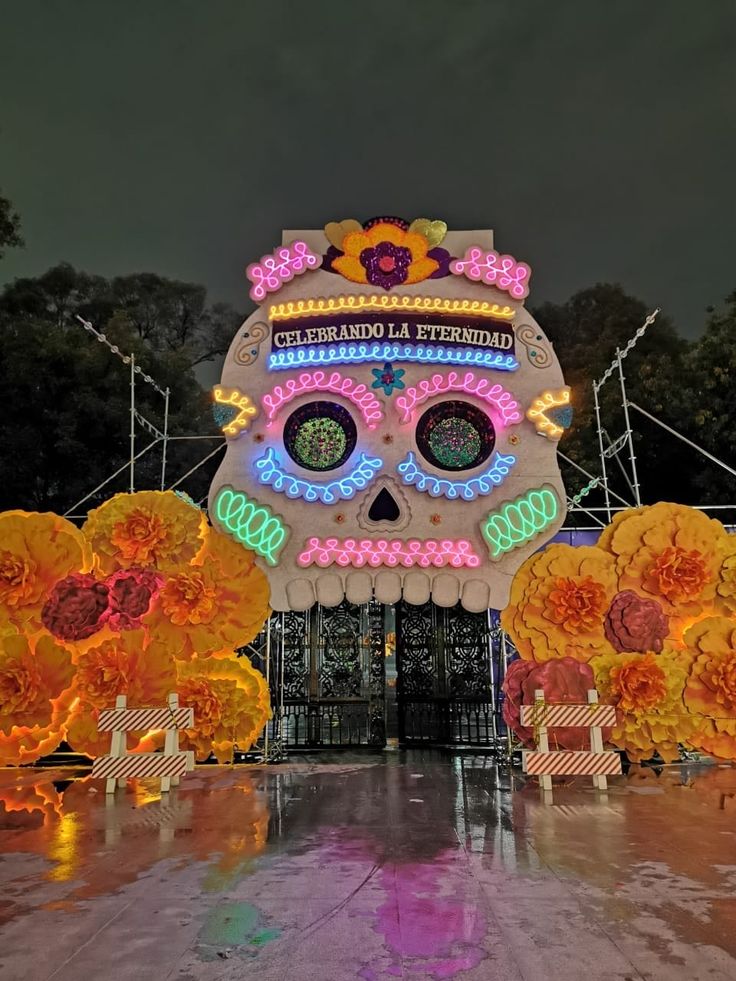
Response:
0,753,735,980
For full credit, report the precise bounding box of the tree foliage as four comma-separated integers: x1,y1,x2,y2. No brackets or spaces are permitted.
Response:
0,189,23,259
0,264,242,512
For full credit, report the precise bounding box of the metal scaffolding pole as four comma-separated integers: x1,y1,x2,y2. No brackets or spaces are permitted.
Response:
129,354,136,493
618,351,641,506
592,383,612,522
160,387,170,491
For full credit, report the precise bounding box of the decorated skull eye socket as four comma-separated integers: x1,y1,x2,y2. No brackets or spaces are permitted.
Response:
283,400,357,472
415,400,495,472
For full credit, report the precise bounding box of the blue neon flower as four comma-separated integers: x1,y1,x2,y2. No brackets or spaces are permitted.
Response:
371,362,405,396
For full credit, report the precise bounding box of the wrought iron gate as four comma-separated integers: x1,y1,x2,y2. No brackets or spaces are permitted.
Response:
395,601,500,745
245,600,510,750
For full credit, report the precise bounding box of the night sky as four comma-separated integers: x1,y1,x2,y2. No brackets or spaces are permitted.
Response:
1,0,735,338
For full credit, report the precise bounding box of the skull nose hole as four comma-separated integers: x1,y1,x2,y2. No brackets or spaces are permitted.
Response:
368,488,401,523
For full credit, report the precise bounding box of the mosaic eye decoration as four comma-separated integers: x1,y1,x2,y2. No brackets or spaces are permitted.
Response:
416,401,495,472
284,401,356,471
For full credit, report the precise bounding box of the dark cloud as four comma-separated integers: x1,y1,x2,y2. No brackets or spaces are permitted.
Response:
1,0,734,336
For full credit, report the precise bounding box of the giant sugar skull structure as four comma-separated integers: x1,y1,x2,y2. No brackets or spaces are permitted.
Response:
209,218,570,613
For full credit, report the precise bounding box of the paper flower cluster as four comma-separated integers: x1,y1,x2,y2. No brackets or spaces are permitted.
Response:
0,493,271,765
502,502,736,762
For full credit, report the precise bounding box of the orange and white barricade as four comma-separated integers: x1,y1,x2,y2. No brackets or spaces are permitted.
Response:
92,692,195,795
521,688,621,793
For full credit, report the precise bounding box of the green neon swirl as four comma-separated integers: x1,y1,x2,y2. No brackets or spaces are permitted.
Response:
214,486,288,565
481,487,559,559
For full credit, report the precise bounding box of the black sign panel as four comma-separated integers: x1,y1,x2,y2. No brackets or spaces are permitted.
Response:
271,312,515,355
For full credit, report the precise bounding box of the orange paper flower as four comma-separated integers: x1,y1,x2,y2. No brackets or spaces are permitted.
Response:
714,536,736,618
501,544,618,662
174,655,271,762
0,632,76,765
682,617,736,760
149,528,270,659
83,491,206,575
0,511,91,631
596,503,728,633
591,650,692,763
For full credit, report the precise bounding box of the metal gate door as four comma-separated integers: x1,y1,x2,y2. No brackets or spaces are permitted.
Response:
265,600,386,748
395,600,500,745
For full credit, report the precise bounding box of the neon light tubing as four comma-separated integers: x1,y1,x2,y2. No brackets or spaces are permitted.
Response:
262,370,384,429
268,294,516,322
481,487,559,558
526,388,572,439
397,451,516,500
255,447,383,503
246,240,321,302
213,487,288,565
268,343,519,373
297,537,481,569
450,247,531,300
396,371,522,426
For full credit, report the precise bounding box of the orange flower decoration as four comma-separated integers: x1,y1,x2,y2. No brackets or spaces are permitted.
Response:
591,650,692,763
501,544,618,662
149,528,270,659
682,617,736,760
174,655,271,761
332,222,438,289
0,632,76,765
83,491,206,574
596,502,728,632
0,511,91,631
66,630,177,758
714,536,736,618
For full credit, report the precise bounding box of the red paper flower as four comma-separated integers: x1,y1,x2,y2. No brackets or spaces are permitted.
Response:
106,568,163,630
41,573,110,641
604,590,669,654
502,657,610,750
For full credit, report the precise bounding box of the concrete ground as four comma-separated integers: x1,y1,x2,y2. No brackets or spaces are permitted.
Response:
0,753,735,981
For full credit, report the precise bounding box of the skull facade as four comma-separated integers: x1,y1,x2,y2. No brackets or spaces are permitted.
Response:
209,218,569,612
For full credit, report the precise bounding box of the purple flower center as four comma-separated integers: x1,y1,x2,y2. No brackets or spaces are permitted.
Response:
360,242,411,290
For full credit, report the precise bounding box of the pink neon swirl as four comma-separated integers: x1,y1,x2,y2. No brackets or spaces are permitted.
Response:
450,247,531,300
246,240,321,302
297,538,481,569
395,371,522,426
262,370,385,429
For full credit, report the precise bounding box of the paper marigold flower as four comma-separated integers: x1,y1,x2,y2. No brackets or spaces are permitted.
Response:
41,573,110,641
596,502,728,633
604,590,669,653
501,544,618,662
0,511,91,631
714,536,736,618
332,221,439,290
0,632,76,765
74,629,177,710
502,657,611,751
149,528,270,659
590,649,692,763
106,568,163,630
83,490,206,574
682,617,736,760
175,655,271,761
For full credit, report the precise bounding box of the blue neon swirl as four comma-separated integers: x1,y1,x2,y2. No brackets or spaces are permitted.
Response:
268,342,518,373
397,451,517,500
254,447,383,503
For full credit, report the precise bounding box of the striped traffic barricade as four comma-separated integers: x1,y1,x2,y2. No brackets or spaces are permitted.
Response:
521,688,621,793
92,692,195,795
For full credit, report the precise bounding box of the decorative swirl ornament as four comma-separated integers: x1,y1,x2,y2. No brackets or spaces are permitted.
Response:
450,246,531,299
481,486,560,559
254,448,383,503
297,537,481,569
396,371,522,426
515,324,552,368
234,321,270,366
246,241,321,302
268,342,518,373
262,370,384,429
213,487,289,565
397,451,516,500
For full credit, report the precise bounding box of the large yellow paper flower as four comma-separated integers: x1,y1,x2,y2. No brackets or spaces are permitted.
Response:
66,629,177,757
332,221,438,288
148,528,270,659
682,617,736,760
590,649,692,762
501,544,618,662
174,655,271,762
0,631,76,765
0,511,91,631
83,491,206,574
596,503,728,632
714,535,736,618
